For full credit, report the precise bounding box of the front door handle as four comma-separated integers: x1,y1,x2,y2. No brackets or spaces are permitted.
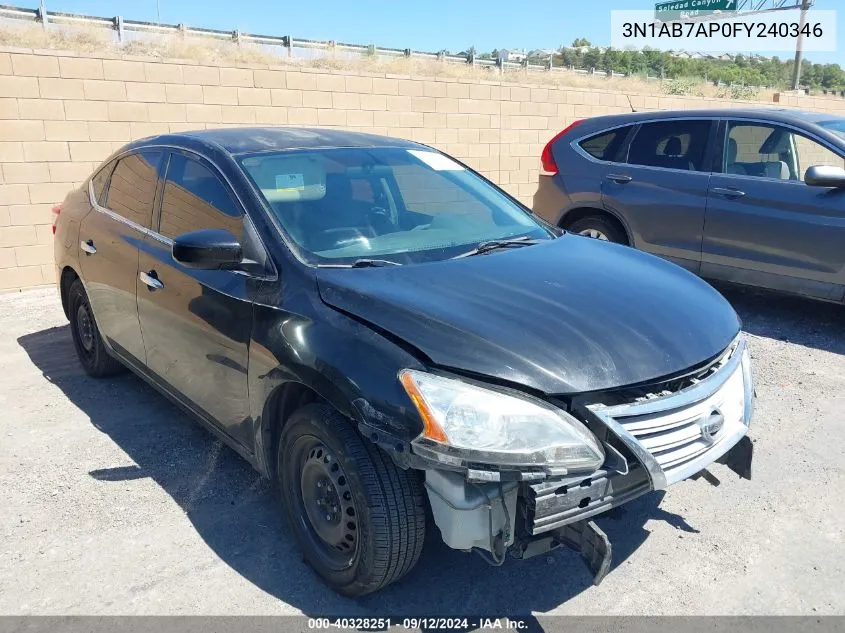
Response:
139,270,164,291
606,174,632,184
711,187,746,199
80,239,96,255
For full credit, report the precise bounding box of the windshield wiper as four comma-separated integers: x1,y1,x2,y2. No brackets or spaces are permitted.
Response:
349,258,403,268
452,236,541,259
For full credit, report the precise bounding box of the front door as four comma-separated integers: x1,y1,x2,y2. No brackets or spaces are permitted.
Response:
600,119,714,273
136,150,254,446
79,150,163,364
702,120,845,301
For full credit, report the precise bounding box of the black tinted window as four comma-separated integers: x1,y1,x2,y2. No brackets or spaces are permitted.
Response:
627,120,711,172
159,153,242,240
103,151,162,228
579,126,631,161
90,160,116,204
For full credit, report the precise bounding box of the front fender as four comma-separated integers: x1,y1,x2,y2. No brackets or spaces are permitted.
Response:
247,296,427,478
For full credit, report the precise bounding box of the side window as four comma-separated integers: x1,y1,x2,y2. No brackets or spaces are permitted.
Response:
578,126,632,162
90,160,116,204
722,122,838,181
159,153,242,240
627,120,711,172
102,151,163,229
793,134,845,181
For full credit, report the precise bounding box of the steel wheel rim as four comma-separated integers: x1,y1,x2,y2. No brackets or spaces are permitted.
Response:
297,439,359,567
579,228,609,241
76,304,95,353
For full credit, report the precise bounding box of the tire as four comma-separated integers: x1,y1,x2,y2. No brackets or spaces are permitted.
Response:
278,402,426,596
567,215,628,245
67,279,125,377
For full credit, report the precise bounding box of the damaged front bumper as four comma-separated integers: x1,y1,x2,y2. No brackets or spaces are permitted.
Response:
424,437,752,584
421,335,755,584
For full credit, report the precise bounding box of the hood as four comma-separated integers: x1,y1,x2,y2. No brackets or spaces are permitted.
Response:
316,236,741,395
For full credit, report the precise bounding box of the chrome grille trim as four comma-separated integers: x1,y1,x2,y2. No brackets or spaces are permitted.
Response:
588,334,753,490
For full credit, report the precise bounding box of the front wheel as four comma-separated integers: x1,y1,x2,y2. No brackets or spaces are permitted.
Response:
277,403,426,596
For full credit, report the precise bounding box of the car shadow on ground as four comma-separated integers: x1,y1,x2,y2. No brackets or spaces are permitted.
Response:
714,282,845,355
18,325,688,619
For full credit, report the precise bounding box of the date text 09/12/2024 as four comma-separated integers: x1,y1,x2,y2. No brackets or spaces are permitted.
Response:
307,618,530,631
622,21,822,39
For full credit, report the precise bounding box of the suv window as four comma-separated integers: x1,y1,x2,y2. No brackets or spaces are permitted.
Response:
159,153,242,240
627,120,711,172
726,121,844,181
102,151,163,228
90,160,116,204
578,126,632,162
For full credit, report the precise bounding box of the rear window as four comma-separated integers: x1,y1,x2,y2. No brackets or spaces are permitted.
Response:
578,126,631,161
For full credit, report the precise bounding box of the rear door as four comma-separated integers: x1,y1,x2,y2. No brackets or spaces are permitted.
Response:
600,119,715,273
702,120,845,301
136,150,254,446
79,150,163,364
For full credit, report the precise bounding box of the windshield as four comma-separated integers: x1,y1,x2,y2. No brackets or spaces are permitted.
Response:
238,147,552,265
818,119,845,140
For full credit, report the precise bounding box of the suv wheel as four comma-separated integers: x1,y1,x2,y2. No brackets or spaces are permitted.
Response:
568,215,628,245
278,403,426,596
67,279,126,377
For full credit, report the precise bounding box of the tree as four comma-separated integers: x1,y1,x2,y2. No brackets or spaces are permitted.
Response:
571,38,591,48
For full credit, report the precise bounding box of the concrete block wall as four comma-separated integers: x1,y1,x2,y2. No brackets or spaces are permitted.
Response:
0,46,812,291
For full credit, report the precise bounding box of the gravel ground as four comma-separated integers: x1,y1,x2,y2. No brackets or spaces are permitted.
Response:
0,284,843,616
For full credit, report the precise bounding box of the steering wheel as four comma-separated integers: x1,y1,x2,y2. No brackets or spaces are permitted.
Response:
367,206,397,232
320,227,374,250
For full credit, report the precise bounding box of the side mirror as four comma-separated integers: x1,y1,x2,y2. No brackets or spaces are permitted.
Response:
805,165,845,188
172,229,243,270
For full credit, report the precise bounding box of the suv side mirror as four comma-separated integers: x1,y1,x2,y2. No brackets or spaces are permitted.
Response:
172,229,243,270
805,165,845,188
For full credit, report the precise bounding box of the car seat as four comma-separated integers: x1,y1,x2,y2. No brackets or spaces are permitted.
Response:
661,136,694,171
726,138,748,175
297,173,374,251
762,161,790,180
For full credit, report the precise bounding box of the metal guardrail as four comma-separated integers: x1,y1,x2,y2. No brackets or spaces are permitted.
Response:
0,1,651,80
0,1,777,93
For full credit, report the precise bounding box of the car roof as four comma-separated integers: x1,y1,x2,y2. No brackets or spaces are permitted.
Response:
581,107,844,127
122,127,424,156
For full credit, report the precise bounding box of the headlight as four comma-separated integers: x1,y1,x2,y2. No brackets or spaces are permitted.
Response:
399,369,604,472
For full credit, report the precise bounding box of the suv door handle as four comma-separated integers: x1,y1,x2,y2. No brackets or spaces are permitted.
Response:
139,270,164,291
712,187,746,199
606,174,632,184
80,239,96,255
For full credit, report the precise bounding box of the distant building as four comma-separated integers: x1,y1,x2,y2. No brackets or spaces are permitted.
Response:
528,48,555,60
500,49,527,63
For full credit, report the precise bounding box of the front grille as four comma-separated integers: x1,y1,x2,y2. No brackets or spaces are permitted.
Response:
587,335,752,489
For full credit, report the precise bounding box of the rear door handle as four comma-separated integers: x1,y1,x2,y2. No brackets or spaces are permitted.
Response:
139,270,164,291
711,187,746,199
606,174,632,184
80,239,96,255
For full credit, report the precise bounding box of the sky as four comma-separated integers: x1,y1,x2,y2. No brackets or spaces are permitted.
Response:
16,0,845,65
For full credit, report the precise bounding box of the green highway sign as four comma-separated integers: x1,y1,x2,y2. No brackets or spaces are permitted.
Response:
655,0,737,21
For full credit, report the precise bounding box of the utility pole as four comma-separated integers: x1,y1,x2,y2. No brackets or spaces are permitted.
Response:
791,0,812,90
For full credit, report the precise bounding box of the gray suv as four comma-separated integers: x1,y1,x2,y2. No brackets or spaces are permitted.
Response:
533,108,845,302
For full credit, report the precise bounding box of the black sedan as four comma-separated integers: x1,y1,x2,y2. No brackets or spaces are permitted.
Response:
53,128,754,596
